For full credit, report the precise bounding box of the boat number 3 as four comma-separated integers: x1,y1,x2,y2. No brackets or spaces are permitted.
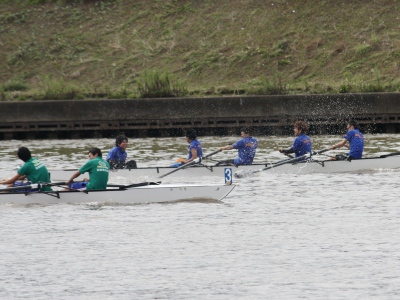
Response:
224,168,232,185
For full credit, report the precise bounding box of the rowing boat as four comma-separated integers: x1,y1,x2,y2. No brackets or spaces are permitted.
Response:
0,182,236,205
1,154,400,181
255,155,400,175
44,155,400,178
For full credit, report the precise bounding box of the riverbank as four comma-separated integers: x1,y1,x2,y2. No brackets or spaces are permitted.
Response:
1,0,400,101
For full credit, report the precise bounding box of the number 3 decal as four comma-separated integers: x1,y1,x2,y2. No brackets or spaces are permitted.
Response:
224,168,232,185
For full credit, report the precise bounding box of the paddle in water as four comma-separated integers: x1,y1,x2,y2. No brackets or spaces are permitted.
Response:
234,149,330,178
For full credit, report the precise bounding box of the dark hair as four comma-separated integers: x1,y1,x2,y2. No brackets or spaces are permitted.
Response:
89,147,102,157
294,120,309,133
17,147,32,162
185,129,197,140
115,135,128,147
348,120,359,129
240,127,250,134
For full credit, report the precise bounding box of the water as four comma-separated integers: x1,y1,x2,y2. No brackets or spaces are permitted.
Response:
1,134,400,299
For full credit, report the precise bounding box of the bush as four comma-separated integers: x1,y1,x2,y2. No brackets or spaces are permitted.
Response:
137,69,188,98
3,80,28,91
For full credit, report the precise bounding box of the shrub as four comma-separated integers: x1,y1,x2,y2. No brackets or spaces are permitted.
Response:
137,69,188,98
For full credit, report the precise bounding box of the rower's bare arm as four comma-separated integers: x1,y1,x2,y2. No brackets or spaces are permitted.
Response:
0,173,23,185
183,148,198,164
332,138,348,150
219,145,234,151
67,171,82,184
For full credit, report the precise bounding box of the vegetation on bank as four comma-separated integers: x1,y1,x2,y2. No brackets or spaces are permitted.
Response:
1,0,400,101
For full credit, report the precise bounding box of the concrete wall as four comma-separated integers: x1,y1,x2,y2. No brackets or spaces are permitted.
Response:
1,93,400,138
0,93,399,122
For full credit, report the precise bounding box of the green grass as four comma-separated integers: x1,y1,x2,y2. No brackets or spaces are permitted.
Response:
1,0,400,100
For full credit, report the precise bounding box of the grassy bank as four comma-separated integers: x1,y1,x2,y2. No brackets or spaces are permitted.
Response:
1,0,400,100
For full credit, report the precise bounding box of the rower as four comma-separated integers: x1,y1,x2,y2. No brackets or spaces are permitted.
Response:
170,129,203,168
106,135,137,170
330,120,364,160
66,147,110,190
279,120,312,161
218,127,258,167
0,146,51,192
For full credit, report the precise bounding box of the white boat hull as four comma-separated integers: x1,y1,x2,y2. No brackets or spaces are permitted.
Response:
0,183,235,205
258,155,400,175
1,156,400,182
51,155,400,179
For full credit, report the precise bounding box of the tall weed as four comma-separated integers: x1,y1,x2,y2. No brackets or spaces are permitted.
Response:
34,76,82,100
137,69,188,98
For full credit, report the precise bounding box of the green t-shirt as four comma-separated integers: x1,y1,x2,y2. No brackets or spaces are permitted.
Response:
79,157,110,190
18,157,51,191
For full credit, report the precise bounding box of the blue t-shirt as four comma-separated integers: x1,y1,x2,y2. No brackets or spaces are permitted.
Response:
291,134,312,157
106,146,127,163
187,139,203,160
344,129,364,159
232,136,258,165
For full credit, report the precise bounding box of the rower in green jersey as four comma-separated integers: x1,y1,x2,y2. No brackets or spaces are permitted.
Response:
66,147,110,190
0,147,51,191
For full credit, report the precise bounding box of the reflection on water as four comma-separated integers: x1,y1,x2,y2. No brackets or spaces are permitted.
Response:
1,134,400,299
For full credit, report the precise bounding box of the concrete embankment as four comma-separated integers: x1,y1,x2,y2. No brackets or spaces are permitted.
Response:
1,93,400,139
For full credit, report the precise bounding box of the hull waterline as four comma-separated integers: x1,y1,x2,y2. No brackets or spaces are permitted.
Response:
0,183,235,205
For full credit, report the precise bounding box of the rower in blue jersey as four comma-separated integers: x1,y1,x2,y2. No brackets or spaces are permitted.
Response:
331,120,364,160
106,135,137,169
279,120,312,159
218,127,258,166
171,129,203,168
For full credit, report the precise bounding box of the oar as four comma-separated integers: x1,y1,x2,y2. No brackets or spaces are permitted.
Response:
41,181,68,187
107,181,161,189
379,152,400,158
234,149,330,178
0,181,67,193
0,184,39,193
40,181,91,193
158,149,221,178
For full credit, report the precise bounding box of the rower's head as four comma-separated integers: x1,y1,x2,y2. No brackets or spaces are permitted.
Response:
347,120,359,130
293,120,308,136
240,127,251,138
17,147,32,162
88,147,102,159
185,129,197,142
115,135,128,150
